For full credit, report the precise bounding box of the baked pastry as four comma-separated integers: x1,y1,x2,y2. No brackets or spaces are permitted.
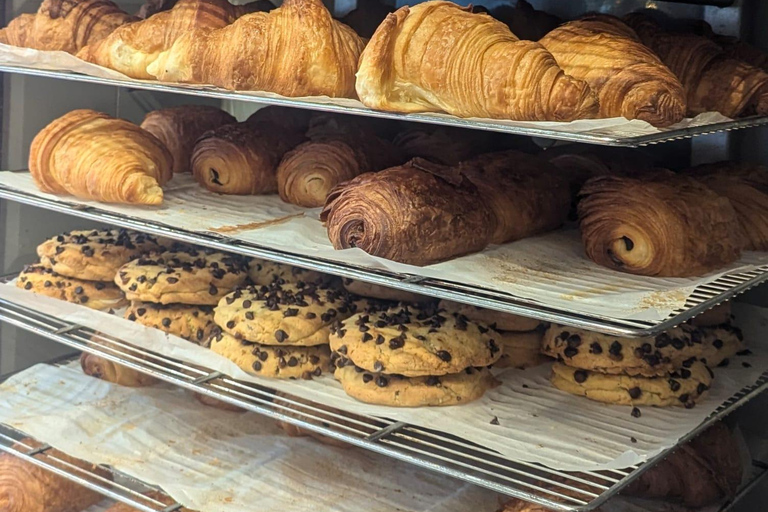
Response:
438,300,540,332
490,0,560,41
329,303,502,377
37,229,165,281
459,151,571,244
550,361,712,408
214,282,370,346
209,330,331,379
342,278,433,303
0,0,135,53
17,264,128,311
115,246,248,305
80,352,159,387
0,438,112,512
274,391,352,447
625,13,768,117
125,301,216,343
321,159,496,266
495,330,548,369
542,324,742,376
691,302,732,327
539,16,686,127
140,106,236,175
356,1,598,121
105,490,195,511
334,361,498,407
147,0,365,98
29,109,173,205
248,259,329,287
578,174,744,277
77,0,238,79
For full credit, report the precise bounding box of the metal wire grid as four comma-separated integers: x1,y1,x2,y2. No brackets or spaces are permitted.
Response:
2,184,768,338
1,294,767,511
1,64,768,148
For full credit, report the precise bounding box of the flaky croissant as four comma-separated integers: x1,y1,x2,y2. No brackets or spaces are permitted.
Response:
140,106,235,174
29,109,172,205
0,0,135,53
321,158,495,265
147,0,365,97
77,0,238,79
192,123,304,195
80,352,159,387
355,1,598,121
539,16,686,127
578,174,744,277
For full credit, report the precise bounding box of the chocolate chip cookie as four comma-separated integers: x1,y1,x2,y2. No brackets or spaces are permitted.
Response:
115,246,248,305
209,331,331,379
438,300,541,332
550,361,713,408
329,303,502,377
125,301,216,344
38,229,165,282
333,360,499,407
342,278,434,303
17,264,127,311
495,329,549,369
542,324,742,377
249,259,330,286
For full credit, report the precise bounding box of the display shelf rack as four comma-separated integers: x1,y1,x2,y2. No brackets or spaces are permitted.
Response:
2,182,768,338
0,288,766,512
1,64,767,147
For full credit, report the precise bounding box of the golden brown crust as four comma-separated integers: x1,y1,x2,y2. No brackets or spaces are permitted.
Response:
80,352,159,387
355,1,598,121
17,264,127,311
342,278,433,303
438,300,540,332
146,0,365,98
29,109,172,205
494,330,548,369
125,301,216,343
578,174,745,277
248,259,330,287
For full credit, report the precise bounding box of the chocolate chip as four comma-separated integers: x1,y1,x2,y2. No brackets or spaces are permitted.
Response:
127,313,136,321
362,373,373,383
671,337,685,350
274,329,288,343
209,285,218,295
226,320,236,329
718,359,730,367
305,312,316,319
136,308,147,317
258,351,268,361
162,318,171,327
631,407,641,418
309,355,319,364
436,350,452,362
713,339,723,349
287,357,298,367
590,342,602,354
24,282,32,290
680,368,692,379
566,334,582,347
628,387,642,399
558,331,571,341
375,375,388,387
389,336,405,349
669,379,681,392
743,361,752,368
362,333,373,342
337,345,348,355
373,361,384,372
166,277,179,284
697,383,708,395
242,300,252,308
74,286,84,294
630,436,637,443
79,295,89,303
609,341,622,356
129,283,138,292
94,282,105,290
196,329,204,341
573,370,588,383
245,311,254,320
737,349,752,356
425,376,440,386
252,361,262,371
564,347,578,358
678,394,689,403
376,334,385,345
490,417,500,425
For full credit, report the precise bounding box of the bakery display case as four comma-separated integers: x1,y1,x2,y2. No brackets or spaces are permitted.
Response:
1,0,768,511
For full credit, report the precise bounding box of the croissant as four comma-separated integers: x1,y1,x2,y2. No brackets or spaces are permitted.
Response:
321,158,495,265
80,352,159,387
77,0,238,79
140,106,235,174
0,438,111,512
147,0,365,98
0,0,135,53
459,151,570,244
355,1,598,121
539,16,686,127
578,174,744,277
625,13,768,117
29,109,173,205
192,123,304,195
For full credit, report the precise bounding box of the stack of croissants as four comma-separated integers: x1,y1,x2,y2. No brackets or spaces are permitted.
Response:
4,0,768,124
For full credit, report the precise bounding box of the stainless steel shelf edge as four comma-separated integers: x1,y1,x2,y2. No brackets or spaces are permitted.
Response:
2,183,768,338
1,293,766,512
2,64,768,147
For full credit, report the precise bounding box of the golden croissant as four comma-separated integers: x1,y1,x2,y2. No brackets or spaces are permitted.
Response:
140,105,235,174
578,174,744,277
625,13,768,117
146,0,365,97
539,16,686,127
80,352,159,387
77,0,238,79
29,109,173,205
355,1,598,121
0,0,135,53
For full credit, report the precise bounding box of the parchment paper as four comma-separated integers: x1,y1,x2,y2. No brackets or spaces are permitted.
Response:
2,282,765,472
3,172,768,323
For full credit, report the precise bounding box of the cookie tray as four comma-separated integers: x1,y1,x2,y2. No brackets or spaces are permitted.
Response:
1,287,766,512
2,63,768,147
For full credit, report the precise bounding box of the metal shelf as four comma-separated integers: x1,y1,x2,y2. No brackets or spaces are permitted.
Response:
2,183,768,338
0,291,766,512
1,64,767,147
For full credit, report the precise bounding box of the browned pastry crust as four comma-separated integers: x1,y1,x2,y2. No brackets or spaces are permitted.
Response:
342,278,434,303
77,0,238,79
29,109,173,205
625,13,768,118
0,438,112,512
192,122,304,195
539,16,686,127
147,0,365,98
321,159,496,266
17,264,128,311
438,300,540,332
140,106,235,174
105,490,196,511
355,1,598,121
125,301,216,343
80,352,159,387
274,392,352,447
490,0,560,42
0,0,135,53
578,174,745,277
